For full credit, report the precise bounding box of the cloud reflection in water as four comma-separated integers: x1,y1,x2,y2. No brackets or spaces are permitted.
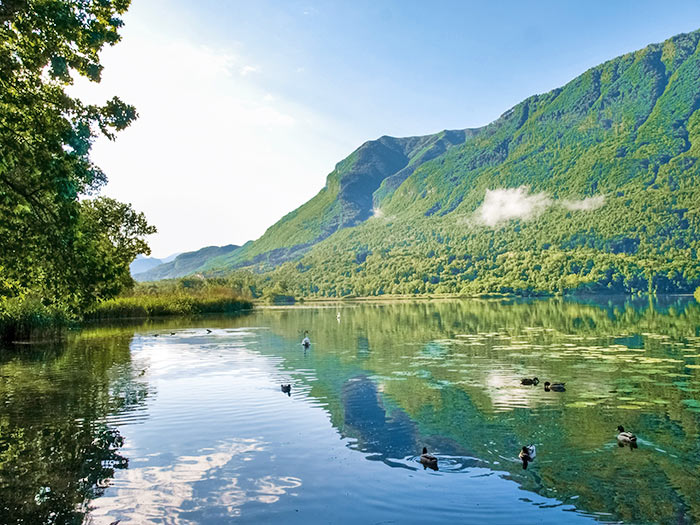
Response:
89,438,301,524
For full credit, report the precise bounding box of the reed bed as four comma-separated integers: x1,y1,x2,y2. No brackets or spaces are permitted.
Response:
85,291,252,320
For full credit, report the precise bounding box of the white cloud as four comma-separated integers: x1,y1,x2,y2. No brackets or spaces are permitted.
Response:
477,186,551,226
239,64,260,76
562,195,605,211
474,186,606,227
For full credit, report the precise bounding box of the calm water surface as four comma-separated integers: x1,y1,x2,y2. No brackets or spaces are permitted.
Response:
1,297,700,524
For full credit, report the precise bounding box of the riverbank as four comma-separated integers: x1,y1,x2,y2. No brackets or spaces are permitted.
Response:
4,284,698,342
267,289,699,306
0,289,252,342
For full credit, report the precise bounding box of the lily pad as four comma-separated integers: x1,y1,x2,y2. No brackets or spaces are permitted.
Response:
566,401,599,408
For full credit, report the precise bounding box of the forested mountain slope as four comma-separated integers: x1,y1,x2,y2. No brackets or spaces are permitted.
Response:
196,29,700,296
207,129,476,270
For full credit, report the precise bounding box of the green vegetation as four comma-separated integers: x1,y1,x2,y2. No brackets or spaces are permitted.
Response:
695,286,700,301
150,29,700,299
0,1,155,339
86,278,252,320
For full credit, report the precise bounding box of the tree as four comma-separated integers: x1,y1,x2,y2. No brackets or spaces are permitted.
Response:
0,0,154,318
70,197,156,308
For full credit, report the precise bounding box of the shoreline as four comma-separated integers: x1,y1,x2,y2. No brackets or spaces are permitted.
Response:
2,292,696,343
255,291,696,307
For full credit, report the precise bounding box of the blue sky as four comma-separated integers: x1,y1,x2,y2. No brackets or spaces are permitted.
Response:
77,0,700,256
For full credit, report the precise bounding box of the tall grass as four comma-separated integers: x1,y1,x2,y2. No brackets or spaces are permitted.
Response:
1,279,253,341
85,287,252,320
0,295,70,342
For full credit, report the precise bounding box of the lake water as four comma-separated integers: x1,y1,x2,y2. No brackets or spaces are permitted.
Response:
1,297,699,524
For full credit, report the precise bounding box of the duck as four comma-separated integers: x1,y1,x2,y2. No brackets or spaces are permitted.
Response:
301,331,311,349
281,384,291,395
617,425,638,448
419,447,438,471
519,444,536,470
544,381,566,392
521,377,539,385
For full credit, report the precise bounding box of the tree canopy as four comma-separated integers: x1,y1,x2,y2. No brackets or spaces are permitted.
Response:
0,0,155,333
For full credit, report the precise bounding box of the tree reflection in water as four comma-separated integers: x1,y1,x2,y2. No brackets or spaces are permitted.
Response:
0,335,146,524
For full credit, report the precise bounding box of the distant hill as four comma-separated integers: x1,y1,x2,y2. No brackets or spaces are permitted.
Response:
130,255,164,275
133,245,239,281
130,252,181,277
145,29,700,296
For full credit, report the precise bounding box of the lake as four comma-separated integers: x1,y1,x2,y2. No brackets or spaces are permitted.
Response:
1,297,699,524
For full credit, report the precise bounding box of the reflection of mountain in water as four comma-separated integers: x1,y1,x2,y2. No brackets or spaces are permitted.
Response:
342,375,417,466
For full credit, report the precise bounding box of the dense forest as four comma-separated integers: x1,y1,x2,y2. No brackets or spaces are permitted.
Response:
139,29,700,299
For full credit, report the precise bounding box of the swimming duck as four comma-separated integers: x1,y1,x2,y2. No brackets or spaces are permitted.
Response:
419,447,438,471
281,384,291,395
617,425,638,448
301,331,311,348
521,377,539,385
544,381,566,392
519,445,536,470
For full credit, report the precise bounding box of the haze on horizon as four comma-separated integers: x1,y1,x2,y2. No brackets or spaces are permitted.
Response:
74,0,700,258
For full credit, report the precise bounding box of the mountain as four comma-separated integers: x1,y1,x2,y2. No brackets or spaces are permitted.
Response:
133,245,239,282
156,29,700,296
130,252,181,277
203,129,477,270
130,255,164,275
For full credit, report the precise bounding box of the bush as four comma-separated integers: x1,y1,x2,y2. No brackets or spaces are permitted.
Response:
264,294,295,305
